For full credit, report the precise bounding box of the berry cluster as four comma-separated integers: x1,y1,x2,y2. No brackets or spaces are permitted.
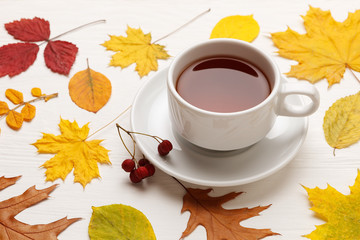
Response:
116,123,173,183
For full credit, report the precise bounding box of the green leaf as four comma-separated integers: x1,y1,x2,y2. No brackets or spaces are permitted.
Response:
88,204,156,240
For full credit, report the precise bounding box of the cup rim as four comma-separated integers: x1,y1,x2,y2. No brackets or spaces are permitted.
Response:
167,38,281,116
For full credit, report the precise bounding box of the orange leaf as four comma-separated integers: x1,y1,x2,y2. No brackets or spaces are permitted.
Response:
31,87,42,97
0,175,80,239
5,88,23,104
0,101,9,115
69,65,111,113
181,188,279,240
21,103,36,121
6,110,23,130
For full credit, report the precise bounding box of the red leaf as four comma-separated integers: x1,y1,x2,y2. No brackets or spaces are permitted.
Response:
5,17,50,42
44,40,78,75
0,43,39,77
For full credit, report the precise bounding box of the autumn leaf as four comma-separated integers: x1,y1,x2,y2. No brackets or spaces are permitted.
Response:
303,169,360,239
323,91,360,150
69,61,112,113
44,40,78,75
6,110,23,130
0,176,80,239
32,118,111,188
271,6,360,86
102,26,170,77
210,15,260,42
5,89,23,104
0,101,9,115
21,103,36,121
31,87,43,97
89,204,156,240
5,17,50,41
180,188,278,239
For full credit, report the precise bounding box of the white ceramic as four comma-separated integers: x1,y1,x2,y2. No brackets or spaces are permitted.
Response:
131,67,308,187
167,39,319,151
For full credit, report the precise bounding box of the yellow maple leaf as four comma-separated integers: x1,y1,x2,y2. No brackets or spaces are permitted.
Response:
102,26,170,77
304,170,360,239
323,91,360,150
32,118,111,188
271,6,360,86
210,15,260,42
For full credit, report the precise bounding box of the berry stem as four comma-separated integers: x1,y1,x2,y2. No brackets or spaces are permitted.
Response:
153,8,211,44
116,123,136,159
116,124,163,143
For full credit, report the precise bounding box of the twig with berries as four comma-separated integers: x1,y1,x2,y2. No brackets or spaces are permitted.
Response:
116,123,173,183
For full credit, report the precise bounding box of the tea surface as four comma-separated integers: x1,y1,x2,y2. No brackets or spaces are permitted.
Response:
176,57,270,113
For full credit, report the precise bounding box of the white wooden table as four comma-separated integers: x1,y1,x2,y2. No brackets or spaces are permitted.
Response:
1,0,360,239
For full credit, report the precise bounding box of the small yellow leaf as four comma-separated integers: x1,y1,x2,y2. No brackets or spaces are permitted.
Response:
31,87,42,97
69,66,111,113
21,103,36,121
102,26,170,77
5,89,23,104
323,92,360,149
0,101,9,115
304,170,360,239
89,204,156,240
210,15,260,42
6,110,23,130
32,118,111,188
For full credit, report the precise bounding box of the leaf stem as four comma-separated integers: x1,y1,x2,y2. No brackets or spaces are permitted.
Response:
153,8,211,44
86,105,132,140
348,68,360,84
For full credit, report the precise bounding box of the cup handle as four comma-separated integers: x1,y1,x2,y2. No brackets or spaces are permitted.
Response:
276,77,320,117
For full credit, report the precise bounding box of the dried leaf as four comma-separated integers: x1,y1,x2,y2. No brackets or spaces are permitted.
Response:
0,101,9,115
89,204,156,240
210,15,260,42
323,92,360,150
5,89,23,104
0,176,80,239
271,6,360,86
102,26,170,77
304,169,360,239
31,87,43,97
6,110,23,130
69,64,112,113
21,103,36,121
0,43,39,78
44,40,78,75
181,188,278,239
32,118,111,187
5,17,50,41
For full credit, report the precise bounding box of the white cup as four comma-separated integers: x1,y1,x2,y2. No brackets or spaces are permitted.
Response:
167,39,319,151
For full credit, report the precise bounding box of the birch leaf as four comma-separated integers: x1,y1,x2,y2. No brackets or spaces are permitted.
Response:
323,92,360,149
69,63,111,113
271,6,360,86
89,204,156,240
102,26,170,77
210,15,260,42
32,118,111,188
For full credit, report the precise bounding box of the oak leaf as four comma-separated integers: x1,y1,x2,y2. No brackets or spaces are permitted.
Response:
210,15,260,42
181,188,278,239
32,118,111,188
271,6,360,86
102,26,170,77
0,175,80,240
304,170,360,239
323,91,360,150
69,61,112,113
88,204,156,240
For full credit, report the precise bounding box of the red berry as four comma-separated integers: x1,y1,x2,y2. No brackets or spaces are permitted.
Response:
138,158,150,166
145,164,155,177
129,170,142,183
134,166,149,179
122,159,135,172
158,140,173,156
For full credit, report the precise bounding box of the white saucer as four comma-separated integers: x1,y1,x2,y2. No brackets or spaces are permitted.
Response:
131,67,308,187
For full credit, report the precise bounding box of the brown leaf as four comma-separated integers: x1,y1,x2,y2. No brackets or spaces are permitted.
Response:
181,188,279,240
0,176,21,191
0,177,80,240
